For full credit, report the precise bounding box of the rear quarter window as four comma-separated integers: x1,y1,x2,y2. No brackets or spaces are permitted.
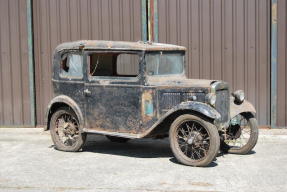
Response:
60,54,83,79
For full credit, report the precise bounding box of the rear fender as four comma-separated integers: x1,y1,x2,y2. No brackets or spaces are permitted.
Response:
44,95,84,131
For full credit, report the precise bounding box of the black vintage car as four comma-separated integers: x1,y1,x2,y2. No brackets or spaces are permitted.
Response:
45,40,258,167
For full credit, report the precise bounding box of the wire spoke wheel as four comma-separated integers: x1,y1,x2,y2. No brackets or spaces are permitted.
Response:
50,107,86,152
169,114,220,167
55,113,80,147
176,120,210,161
223,113,258,154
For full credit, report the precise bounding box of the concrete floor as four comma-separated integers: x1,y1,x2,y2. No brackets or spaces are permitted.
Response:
0,128,287,192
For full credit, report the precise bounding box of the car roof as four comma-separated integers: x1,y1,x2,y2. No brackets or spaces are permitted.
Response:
55,40,186,52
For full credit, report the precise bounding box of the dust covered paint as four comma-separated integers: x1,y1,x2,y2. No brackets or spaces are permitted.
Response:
45,40,257,139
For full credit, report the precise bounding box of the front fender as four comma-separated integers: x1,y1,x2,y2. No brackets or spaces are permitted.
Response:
161,101,221,121
44,95,84,131
140,101,221,138
230,97,256,119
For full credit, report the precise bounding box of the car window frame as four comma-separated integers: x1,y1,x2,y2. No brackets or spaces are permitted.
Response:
84,50,142,83
58,51,84,80
144,50,186,77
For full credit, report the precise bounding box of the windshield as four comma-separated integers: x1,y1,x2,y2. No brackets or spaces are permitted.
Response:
145,52,184,76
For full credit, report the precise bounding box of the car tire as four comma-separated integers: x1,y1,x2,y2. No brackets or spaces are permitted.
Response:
106,136,130,143
169,114,220,167
50,107,86,152
223,113,258,154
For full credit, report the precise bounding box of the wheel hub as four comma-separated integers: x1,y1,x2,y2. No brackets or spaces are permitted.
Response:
176,120,210,161
56,114,79,146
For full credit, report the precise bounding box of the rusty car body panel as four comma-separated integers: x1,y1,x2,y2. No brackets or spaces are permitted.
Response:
45,40,257,139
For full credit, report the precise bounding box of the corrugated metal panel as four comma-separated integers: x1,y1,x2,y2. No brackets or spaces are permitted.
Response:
157,0,270,126
277,0,287,127
0,0,31,126
33,0,143,125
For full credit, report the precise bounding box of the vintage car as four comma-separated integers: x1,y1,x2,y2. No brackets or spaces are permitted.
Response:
45,40,258,167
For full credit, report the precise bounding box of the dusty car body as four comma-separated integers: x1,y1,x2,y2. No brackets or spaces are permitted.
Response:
45,40,258,167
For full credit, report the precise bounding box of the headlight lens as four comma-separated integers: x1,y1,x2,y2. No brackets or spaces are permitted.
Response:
206,93,216,106
232,90,245,104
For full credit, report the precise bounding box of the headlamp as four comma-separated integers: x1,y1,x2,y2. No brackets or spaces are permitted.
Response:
232,90,245,104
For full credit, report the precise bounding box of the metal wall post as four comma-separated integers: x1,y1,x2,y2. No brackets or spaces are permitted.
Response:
141,0,148,41
147,0,158,42
26,0,36,127
271,0,278,128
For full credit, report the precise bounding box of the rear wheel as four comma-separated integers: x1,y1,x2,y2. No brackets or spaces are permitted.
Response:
222,113,258,154
169,114,220,167
50,107,86,152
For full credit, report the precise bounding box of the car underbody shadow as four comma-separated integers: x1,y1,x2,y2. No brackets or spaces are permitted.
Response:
82,134,173,158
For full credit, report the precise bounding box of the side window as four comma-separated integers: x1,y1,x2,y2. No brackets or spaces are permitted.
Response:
88,53,139,78
60,54,83,79
116,54,139,76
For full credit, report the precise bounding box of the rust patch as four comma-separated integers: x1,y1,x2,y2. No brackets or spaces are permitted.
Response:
141,90,154,122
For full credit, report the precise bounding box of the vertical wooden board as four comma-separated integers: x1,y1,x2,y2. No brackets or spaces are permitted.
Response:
178,0,189,74
19,0,31,125
79,0,90,39
158,0,167,42
277,0,287,126
168,0,177,44
49,0,60,53
212,0,222,80
223,0,233,87
132,0,142,40
122,0,132,41
201,0,211,79
190,0,200,78
257,0,270,125
234,0,245,91
0,0,13,124
246,0,257,107
9,0,23,124
41,0,51,124
0,0,4,123
111,0,121,40
70,0,80,40
101,0,111,40
59,0,70,42
33,0,43,125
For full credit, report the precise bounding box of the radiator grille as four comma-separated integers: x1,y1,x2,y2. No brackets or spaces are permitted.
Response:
215,89,229,122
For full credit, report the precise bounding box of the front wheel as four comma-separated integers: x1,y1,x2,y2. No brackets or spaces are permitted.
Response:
169,114,220,167
222,113,258,154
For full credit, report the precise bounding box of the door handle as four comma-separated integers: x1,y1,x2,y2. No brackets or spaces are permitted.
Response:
84,89,91,96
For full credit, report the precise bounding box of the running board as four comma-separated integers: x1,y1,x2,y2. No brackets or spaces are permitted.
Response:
83,128,141,139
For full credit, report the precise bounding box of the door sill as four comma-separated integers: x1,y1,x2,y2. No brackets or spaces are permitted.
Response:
83,128,141,139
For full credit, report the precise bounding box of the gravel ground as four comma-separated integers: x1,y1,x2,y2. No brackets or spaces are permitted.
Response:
0,128,287,192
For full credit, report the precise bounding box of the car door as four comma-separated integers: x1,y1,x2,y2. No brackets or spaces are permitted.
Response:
84,51,143,133
56,51,85,114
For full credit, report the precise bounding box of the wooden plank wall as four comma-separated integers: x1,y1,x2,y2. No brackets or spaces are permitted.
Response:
0,0,31,126
33,0,142,125
157,0,270,126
